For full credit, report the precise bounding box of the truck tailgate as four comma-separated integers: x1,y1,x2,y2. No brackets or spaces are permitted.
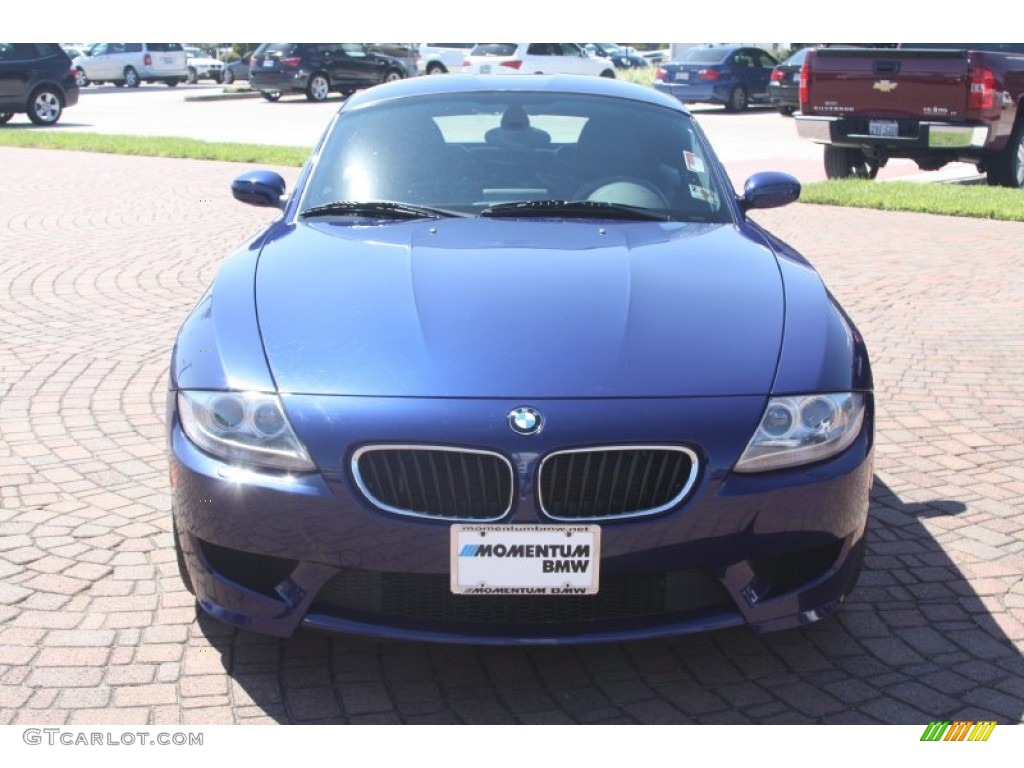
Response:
807,48,970,120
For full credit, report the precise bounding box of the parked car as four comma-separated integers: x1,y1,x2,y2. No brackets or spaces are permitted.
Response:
642,49,667,66
367,43,418,78
582,43,648,69
654,45,778,111
0,42,78,125
184,46,223,84
767,47,808,116
220,59,249,85
249,43,406,102
417,42,474,75
462,43,616,77
169,75,873,644
72,42,187,87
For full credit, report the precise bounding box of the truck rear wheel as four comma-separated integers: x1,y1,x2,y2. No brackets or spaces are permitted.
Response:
986,127,1024,188
824,146,879,180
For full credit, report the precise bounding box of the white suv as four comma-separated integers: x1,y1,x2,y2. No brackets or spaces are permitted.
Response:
184,47,224,84
461,43,615,78
417,43,473,75
73,43,187,87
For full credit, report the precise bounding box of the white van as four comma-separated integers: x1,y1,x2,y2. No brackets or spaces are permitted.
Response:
73,43,188,87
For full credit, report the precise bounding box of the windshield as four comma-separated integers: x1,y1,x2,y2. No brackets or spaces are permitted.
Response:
300,91,732,224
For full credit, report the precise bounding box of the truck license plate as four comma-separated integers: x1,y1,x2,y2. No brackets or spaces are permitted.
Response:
868,120,899,138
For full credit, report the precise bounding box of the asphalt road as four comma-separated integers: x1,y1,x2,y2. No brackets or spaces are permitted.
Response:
0,146,1021,726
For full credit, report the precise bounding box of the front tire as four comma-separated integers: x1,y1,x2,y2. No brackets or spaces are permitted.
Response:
27,87,63,125
382,69,404,84
221,67,234,84
823,145,880,180
123,66,140,88
600,69,616,78
260,90,281,102
305,72,330,102
725,86,748,112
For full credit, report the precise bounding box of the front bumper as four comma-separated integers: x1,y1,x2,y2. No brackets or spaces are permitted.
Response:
170,394,873,644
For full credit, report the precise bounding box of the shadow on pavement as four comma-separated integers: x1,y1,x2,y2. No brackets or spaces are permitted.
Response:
208,476,1023,724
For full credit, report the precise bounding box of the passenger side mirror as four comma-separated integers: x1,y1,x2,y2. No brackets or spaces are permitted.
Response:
740,172,800,211
231,170,287,209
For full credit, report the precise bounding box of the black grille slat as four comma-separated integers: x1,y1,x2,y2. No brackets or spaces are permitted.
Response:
314,568,733,628
354,447,513,520
540,447,698,521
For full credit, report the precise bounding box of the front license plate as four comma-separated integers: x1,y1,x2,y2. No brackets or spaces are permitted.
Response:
451,524,601,595
868,119,899,137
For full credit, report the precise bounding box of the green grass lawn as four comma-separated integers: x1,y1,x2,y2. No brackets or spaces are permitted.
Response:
1,129,1021,222
800,179,1024,222
0,130,308,166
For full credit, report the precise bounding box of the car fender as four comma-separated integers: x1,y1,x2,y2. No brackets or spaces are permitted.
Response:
746,222,872,395
169,241,277,393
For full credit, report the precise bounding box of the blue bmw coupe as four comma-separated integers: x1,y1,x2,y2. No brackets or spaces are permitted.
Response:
168,75,873,644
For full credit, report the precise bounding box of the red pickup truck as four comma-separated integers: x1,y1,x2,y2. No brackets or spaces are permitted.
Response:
794,43,1024,187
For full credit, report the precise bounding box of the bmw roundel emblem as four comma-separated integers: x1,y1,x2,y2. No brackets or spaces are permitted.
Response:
508,407,543,436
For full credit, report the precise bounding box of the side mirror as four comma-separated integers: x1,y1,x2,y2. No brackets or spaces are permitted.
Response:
231,170,286,209
740,171,800,212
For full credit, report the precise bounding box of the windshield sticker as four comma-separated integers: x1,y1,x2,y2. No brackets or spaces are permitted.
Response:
684,151,705,174
689,184,719,206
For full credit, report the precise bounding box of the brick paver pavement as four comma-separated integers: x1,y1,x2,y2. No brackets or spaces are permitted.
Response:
1,146,1021,724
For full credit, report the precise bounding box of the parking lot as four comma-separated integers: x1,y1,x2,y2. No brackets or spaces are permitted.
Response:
22,80,982,185
0,82,1022,725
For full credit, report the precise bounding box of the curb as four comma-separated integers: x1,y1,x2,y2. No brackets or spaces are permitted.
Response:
184,90,262,102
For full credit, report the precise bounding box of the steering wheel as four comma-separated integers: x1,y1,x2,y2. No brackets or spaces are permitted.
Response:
574,176,669,210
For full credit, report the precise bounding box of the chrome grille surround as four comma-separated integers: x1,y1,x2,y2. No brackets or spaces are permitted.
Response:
538,445,700,522
351,445,515,522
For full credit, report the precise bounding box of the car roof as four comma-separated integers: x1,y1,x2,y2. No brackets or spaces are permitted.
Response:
342,74,690,113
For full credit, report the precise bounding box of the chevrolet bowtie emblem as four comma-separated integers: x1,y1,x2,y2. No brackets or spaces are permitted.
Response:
873,80,898,93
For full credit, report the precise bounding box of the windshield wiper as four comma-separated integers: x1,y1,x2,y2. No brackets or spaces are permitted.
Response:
301,201,466,220
479,200,669,221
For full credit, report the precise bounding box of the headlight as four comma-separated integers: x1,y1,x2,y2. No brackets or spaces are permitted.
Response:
734,393,866,473
177,391,315,471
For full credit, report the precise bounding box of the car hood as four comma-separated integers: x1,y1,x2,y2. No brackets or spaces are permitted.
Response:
255,219,785,398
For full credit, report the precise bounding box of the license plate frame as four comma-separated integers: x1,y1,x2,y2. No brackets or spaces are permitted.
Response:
451,524,601,595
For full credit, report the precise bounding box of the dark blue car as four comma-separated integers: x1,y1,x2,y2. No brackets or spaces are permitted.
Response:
654,45,778,111
169,75,873,644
